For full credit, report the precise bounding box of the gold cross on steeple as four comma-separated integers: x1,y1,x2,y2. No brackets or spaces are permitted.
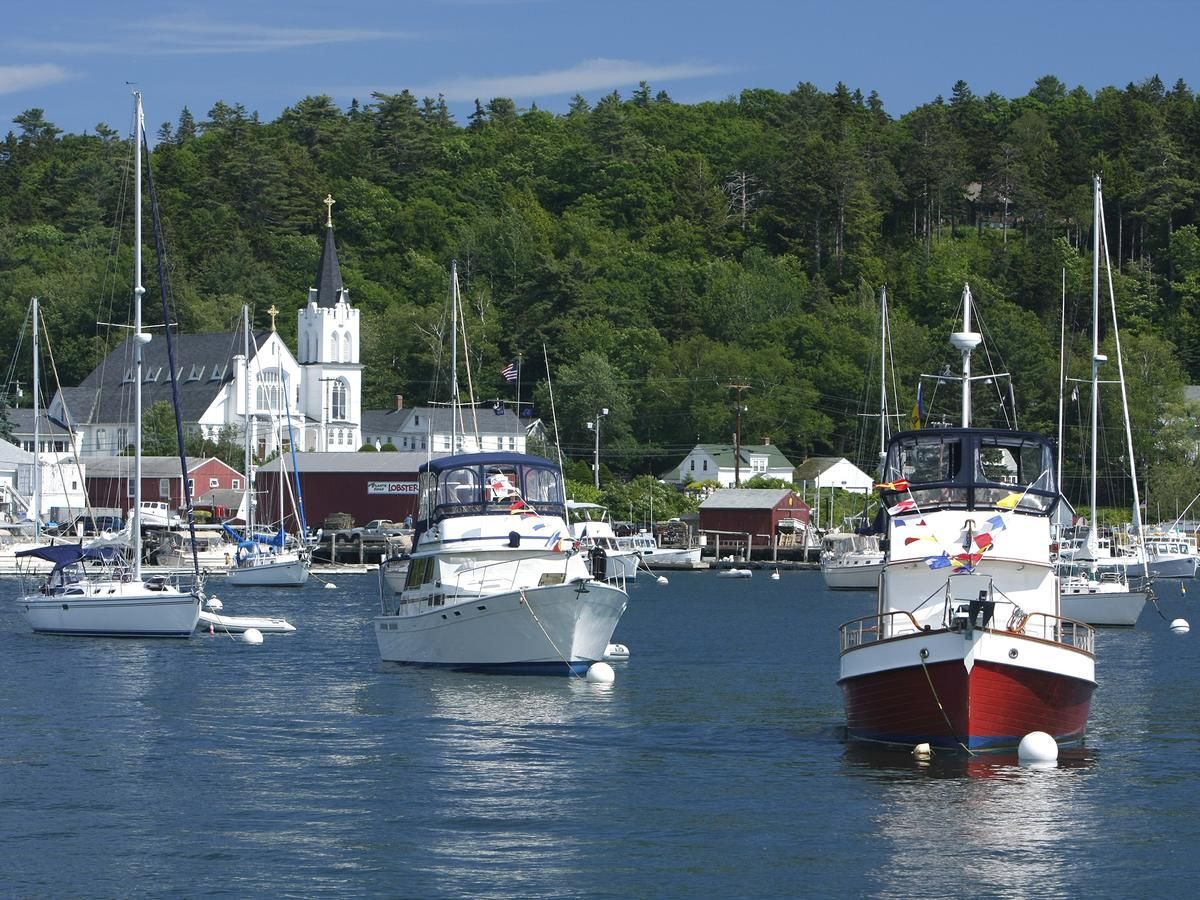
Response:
267,304,279,331
324,193,335,228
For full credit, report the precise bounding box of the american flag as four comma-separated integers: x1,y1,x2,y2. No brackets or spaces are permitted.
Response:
501,361,518,382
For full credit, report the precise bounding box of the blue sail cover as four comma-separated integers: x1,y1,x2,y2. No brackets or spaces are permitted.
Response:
16,544,118,565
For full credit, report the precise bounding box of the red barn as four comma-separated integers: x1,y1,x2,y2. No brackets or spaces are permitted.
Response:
254,451,450,530
83,456,244,516
699,488,810,558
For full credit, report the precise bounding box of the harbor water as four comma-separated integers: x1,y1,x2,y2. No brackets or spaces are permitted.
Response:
1,570,1197,897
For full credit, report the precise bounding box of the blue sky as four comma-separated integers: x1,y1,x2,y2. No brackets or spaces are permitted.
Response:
4,0,1198,137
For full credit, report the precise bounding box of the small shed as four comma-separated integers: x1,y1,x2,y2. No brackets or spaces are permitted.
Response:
699,488,810,557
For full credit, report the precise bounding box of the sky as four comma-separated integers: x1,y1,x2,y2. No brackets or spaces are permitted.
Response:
4,0,1200,138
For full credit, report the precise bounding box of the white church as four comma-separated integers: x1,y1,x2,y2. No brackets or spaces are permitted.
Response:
48,195,532,461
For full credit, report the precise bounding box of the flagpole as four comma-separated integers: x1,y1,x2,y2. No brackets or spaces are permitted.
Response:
516,353,522,416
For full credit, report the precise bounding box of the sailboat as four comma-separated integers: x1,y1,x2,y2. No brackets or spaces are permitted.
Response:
373,262,629,674
837,284,1096,752
224,305,311,587
821,286,890,591
1057,175,1149,627
15,92,202,637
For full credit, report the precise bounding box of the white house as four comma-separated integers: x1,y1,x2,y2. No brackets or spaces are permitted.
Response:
0,436,88,525
792,457,874,494
662,443,796,488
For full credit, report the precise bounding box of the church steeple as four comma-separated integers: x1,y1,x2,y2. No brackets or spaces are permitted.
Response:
314,193,346,309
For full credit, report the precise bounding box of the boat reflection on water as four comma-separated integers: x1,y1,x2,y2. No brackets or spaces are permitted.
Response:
406,673,621,887
842,744,1097,897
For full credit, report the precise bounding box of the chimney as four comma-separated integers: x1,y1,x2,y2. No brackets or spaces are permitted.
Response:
762,436,771,445
395,394,404,411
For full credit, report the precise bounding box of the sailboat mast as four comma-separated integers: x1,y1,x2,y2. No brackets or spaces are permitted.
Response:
1090,175,1102,533
32,296,41,539
878,287,887,473
133,91,145,579
450,260,460,450
243,305,253,534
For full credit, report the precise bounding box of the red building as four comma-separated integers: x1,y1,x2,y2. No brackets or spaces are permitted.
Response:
698,488,810,557
83,456,244,515
255,451,446,530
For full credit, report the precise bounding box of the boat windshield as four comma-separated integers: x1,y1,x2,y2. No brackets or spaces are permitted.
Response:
881,430,1056,515
418,458,567,524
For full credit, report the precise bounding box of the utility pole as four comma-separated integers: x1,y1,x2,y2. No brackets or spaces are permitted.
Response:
587,408,609,489
728,383,750,487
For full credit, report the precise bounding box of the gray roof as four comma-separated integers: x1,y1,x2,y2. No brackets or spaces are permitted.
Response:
361,405,528,437
662,442,795,481
53,331,266,426
5,407,74,437
83,456,236,478
315,224,346,308
0,437,34,464
699,488,797,510
257,450,449,474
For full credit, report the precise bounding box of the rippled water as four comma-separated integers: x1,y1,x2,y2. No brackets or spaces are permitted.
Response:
1,571,1197,897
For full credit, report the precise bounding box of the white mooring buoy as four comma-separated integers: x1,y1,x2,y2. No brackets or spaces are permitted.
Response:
1170,618,1190,634
205,596,224,611
656,575,669,585
913,742,933,760
586,661,616,684
324,582,337,590
604,643,630,661
1018,731,1058,764
241,627,264,645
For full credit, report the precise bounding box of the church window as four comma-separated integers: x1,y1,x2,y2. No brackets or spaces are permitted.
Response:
257,368,283,412
331,379,347,420
343,333,352,362
330,331,341,363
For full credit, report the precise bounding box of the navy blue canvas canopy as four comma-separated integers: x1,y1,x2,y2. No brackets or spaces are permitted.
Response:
16,544,118,565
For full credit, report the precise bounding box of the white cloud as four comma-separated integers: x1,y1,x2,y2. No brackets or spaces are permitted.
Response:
0,64,71,95
26,16,415,56
393,58,732,102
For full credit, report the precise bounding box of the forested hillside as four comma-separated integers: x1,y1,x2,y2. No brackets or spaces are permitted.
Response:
2,74,1199,517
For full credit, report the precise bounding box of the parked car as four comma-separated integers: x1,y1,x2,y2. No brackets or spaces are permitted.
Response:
359,519,405,538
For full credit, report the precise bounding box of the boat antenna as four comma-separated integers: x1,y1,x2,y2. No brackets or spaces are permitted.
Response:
949,283,982,428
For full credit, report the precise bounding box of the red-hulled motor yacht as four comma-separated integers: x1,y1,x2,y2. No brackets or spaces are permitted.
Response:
838,286,1096,753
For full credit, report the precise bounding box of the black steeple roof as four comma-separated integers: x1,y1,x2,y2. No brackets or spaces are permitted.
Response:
314,196,346,308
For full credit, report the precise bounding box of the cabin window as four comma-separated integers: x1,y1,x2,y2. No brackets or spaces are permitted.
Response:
524,467,562,505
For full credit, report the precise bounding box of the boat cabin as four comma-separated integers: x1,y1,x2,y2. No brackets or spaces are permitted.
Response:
415,452,566,536
879,429,1057,515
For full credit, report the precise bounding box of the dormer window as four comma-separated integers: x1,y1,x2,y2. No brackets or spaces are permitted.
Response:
187,364,204,382
144,367,162,383
121,367,134,384
209,364,226,382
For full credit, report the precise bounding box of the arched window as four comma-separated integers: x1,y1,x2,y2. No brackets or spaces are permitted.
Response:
256,367,283,411
331,379,347,421
330,330,341,363
343,332,352,362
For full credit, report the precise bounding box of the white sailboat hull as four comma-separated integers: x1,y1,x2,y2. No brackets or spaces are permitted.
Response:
1060,584,1148,627
374,580,628,674
18,584,200,638
821,557,885,591
226,553,310,586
